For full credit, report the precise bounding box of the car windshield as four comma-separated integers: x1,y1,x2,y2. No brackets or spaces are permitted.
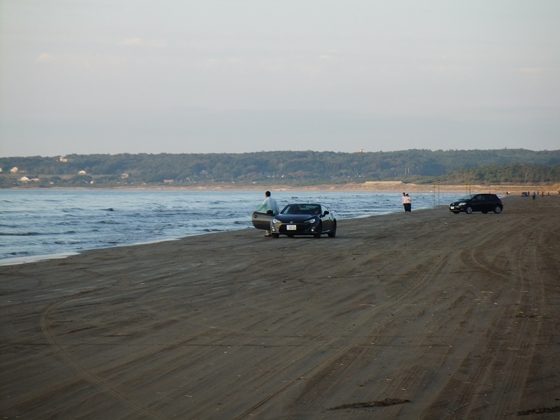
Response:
281,204,321,215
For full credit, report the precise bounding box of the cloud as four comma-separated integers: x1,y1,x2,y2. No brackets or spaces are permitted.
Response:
120,38,168,48
518,67,543,75
36,53,54,62
318,49,339,60
121,37,143,46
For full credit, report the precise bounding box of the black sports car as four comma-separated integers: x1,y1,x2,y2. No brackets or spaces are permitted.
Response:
252,203,337,238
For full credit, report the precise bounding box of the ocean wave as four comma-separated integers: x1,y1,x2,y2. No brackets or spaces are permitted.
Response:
8,251,30,256
56,221,80,226
0,231,43,236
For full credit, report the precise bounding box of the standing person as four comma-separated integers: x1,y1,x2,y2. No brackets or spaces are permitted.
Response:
532,190,536,200
258,190,279,215
402,192,407,212
256,191,279,237
404,193,412,212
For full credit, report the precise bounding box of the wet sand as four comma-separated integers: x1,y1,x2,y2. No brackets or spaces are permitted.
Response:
1,195,559,419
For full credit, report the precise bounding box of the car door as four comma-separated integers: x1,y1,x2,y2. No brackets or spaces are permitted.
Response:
471,195,484,212
320,206,332,231
480,194,492,212
252,211,273,230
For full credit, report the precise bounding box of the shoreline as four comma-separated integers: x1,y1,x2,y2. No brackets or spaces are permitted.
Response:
0,192,543,268
0,200,447,267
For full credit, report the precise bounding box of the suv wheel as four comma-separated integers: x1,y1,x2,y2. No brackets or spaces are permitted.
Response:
494,206,502,214
465,206,473,214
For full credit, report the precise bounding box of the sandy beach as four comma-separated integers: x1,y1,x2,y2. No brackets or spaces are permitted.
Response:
22,181,559,195
1,195,559,419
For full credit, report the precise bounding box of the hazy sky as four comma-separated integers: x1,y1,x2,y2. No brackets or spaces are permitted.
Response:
1,1,559,157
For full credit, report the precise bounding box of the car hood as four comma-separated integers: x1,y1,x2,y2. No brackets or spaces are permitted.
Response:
274,214,317,223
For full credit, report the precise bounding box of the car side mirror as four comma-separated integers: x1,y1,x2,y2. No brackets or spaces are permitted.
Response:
323,211,329,215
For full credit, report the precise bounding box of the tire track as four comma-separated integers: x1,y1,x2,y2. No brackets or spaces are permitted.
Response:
483,218,550,418
229,251,453,417
422,214,549,418
288,251,459,412
40,289,163,420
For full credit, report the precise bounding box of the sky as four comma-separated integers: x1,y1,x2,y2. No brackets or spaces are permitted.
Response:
1,0,559,157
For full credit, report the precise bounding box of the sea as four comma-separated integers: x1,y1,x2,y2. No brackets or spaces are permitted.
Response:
0,189,459,266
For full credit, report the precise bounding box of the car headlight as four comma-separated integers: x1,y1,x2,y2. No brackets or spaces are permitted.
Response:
272,218,280,224
458,202,466,206
304,218,316,224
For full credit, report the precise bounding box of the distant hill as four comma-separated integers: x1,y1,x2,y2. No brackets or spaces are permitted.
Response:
1,149,559,188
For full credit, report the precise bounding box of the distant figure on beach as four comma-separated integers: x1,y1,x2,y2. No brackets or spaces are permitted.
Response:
402,192,407,212
532,190,536,200
404,194,412,212
256,191,279,237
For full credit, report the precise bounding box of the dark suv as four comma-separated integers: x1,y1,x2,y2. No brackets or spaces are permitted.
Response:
449,194,503,214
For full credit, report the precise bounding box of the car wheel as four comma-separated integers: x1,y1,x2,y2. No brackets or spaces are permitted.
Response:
327,222,337,238
494,206,502,214
272,233,279,238
313,223,322,238
465,206,473,214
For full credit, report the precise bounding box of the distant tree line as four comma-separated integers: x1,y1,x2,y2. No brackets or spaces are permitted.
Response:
1,149,559,188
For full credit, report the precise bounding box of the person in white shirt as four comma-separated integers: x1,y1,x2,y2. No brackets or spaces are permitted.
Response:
404,193,412,212
257,191,279,215
256,191,279,236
